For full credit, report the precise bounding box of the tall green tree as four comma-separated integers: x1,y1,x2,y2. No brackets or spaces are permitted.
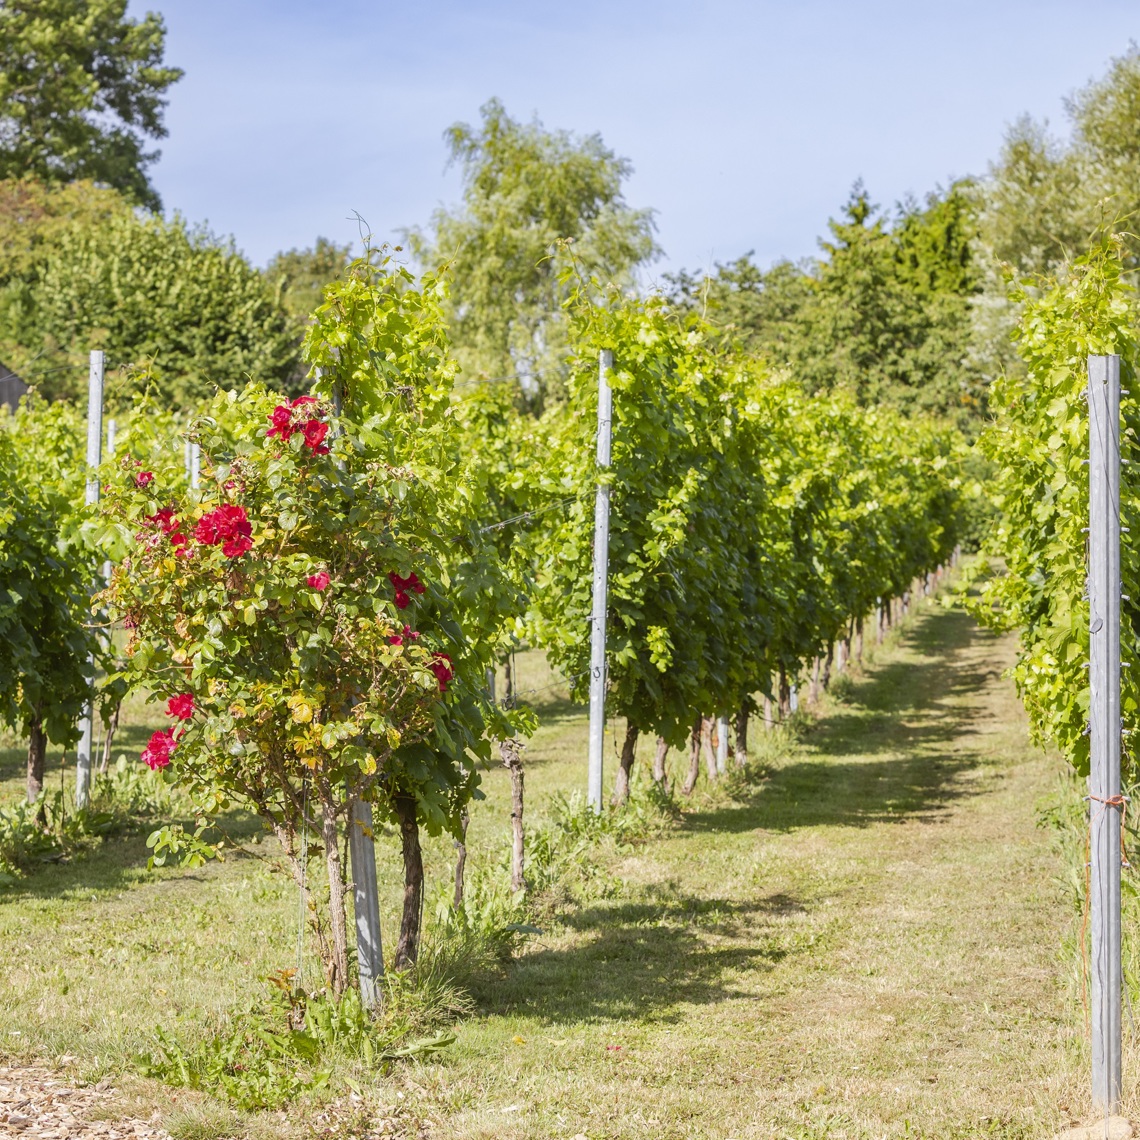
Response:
0,0,183,210
802,184,981,418
0,184,300,406
971,49,1140,390
667,183,982,424
407,98,658,404
265,237,351,324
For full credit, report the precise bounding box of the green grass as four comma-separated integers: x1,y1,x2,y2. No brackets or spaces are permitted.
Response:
0,599,1120,1137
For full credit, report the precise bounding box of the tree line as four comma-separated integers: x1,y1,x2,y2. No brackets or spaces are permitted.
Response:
7,3,1140,429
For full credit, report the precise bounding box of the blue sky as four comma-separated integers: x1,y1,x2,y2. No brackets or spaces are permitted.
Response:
136,0,1140,280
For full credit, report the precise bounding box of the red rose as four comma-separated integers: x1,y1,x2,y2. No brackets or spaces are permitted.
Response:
430,652,454,693
195,504,252,551
147,507,177,534
389,634,403,646
166,693,195,720
222,534,253,559
306,571,331,591
403,625,420,640
142,728,176,770
394,590,410,610
389,571,425,595
292,395,318,407
266,405,294,440
302,419,329,455
169,529,194,557
136,471,154,488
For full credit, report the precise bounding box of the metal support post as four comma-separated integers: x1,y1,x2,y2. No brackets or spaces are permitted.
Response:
587,349,614,812
1089,353,1123,1114
348,796,383,1008
76,351,104,810
716,716,728,775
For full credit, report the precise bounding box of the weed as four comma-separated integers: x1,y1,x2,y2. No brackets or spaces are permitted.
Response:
429,865,538,966
137,980,455,1111
0,758,181,880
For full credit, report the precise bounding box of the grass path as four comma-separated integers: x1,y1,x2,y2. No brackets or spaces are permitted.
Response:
0,600,1112,1138
415,603,1088,1139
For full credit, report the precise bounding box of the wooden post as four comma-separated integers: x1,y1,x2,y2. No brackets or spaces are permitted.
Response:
75,350,103,810
587,350,614,812
502,738,526,892
1089,353,1123,1113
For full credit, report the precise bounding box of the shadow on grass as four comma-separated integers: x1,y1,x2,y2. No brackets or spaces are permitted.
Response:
472,892,804,1025
480,606,1007,1026
0,804,267,903
684,607,1003,835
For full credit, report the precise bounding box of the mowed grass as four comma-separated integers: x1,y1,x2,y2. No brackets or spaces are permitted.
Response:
0,598,1129,1138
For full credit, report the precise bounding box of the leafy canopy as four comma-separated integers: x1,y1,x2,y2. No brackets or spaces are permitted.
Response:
667,183,982,426
0,187,300,406
0,0,183,210
407,98,658,404
969,236,1140,775
0,398,100,746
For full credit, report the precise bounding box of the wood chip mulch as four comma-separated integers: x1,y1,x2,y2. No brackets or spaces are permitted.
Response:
0,1066,171,1140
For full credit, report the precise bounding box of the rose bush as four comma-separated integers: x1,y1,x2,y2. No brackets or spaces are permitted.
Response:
94,251,524,990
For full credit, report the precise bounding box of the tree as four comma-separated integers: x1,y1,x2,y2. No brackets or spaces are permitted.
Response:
972,48,1140,389
663,255,814,362
265,237,352,324
802,184,982,420
0,195,300,406
407,98,658,405
667,184,982,425
0,0,183,210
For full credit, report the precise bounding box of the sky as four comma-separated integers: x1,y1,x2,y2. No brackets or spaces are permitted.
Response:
136,0,1140,281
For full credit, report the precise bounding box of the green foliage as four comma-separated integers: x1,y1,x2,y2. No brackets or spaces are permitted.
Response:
407,98,658,404
98,252,524,989
431,868,535,964
0,398,99,751
526,286,959,746
265,237,352,324
981,47,1140,279
0,177,130,282
0,206,299,406
667,184,982,425
0,760,177,881
0,0,183,210
969,237,1140,773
